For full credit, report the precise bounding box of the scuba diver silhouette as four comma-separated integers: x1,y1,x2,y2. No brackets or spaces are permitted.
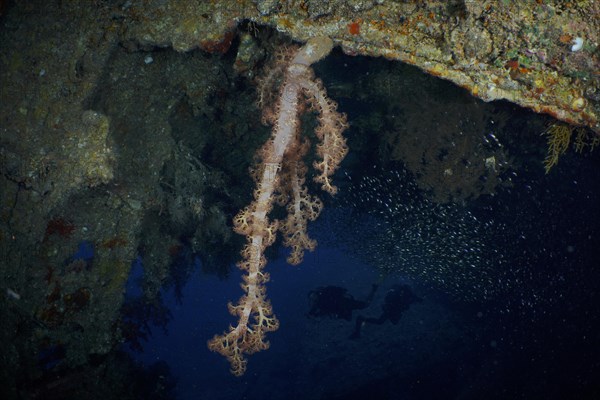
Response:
307,282,422,338
307,284,379,321
350,284,422,339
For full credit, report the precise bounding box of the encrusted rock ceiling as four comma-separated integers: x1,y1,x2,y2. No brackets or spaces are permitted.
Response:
125,0,600,133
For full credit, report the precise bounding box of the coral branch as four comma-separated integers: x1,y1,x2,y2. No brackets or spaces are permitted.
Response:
207,37,348,376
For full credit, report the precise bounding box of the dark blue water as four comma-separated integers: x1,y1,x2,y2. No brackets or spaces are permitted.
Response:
124,154,600,399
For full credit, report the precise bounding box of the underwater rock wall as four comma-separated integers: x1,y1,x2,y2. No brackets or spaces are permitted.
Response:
123,0,600,133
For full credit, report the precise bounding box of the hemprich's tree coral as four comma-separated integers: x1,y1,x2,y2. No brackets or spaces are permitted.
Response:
207,37,348,376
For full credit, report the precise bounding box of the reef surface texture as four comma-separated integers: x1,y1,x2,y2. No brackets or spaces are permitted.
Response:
125,0,600,133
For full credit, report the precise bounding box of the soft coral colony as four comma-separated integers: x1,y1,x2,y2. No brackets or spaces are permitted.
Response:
207,36,348,376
